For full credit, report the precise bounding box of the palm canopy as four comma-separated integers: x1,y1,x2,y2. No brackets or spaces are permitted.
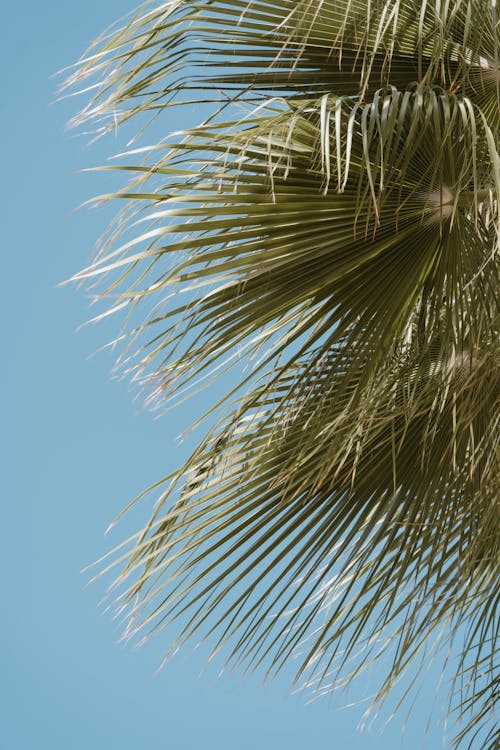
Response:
63,1,499,747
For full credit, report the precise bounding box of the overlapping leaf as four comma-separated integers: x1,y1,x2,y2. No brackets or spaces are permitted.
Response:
64,0,500,132
65,2,499,747
74,89,499,410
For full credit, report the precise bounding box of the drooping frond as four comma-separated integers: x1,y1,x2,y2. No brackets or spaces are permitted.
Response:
65,2,499,747
63,0,500,132
98,326,499,747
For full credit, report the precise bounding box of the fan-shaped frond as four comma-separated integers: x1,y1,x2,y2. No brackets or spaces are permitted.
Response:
63,0,500,133
73,88,499,405
99,331,498,747
64,2,500,747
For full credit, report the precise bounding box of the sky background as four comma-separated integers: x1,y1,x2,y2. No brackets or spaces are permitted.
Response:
4,3,459,748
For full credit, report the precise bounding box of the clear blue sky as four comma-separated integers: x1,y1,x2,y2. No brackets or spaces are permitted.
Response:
4,3,455,748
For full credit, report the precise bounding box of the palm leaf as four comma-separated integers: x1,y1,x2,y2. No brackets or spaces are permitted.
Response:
73,89,498,409
63,0,500,132
64,2,499,747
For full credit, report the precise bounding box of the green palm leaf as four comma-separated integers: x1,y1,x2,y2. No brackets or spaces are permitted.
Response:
64,0,500,131
73,90,498,408
64,2,499,747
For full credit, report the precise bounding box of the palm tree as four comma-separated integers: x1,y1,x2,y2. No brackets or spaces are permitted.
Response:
63,1,499,746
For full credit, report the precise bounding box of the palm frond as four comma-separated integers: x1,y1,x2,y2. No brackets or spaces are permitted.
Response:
62,0,500,132
73,88,499,407
100,331,498,747
64,2,500,747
